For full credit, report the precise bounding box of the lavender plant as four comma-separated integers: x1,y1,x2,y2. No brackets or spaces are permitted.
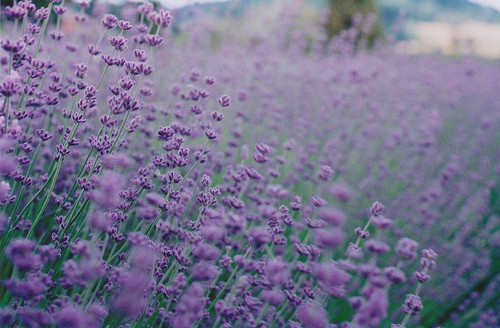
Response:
0,1,499,327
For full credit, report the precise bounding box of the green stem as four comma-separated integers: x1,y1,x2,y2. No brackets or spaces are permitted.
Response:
34,2,53,56
58,191,84,238
400,268,428,328
26,159,62,239
354,216,372,247
26,121,80,238
8,141,42,217
109,110,130,153
401,313,411,327
3,96,9,134
255,303,270,326
11,164,59,226
96,64,109,90
200,248,252,325
62,128,103,203
13,2,53,111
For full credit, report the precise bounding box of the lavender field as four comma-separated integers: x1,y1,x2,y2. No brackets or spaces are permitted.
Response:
0,1,499,327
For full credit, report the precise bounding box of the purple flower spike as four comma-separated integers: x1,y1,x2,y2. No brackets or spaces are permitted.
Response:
218,95,231,107
296,301,329,328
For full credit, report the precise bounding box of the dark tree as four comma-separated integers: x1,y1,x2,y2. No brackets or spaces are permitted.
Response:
326,0,383,46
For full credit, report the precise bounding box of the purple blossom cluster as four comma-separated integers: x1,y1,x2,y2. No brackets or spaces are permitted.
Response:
0,1,499,328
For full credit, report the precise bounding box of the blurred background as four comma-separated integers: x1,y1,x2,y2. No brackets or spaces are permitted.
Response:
125,0,500,58
178,0,500,58
3,0,500,58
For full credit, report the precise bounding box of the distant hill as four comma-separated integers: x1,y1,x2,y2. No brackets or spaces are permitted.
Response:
378,0,500,26
174,0,500,23
172,0,500,39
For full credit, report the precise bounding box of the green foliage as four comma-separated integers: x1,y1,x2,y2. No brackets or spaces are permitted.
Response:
326,0,384,46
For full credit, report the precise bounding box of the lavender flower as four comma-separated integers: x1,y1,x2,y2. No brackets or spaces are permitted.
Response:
0,3,494,327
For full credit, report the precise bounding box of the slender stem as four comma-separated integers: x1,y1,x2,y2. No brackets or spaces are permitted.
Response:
8,141,42,217
109,110,130,153
3,96,9,134
12,164,58,224
198,247,252,327
56,0,65,31
8,50,12,73
255,303,270,326
26,159,62,239
400,268,428,328
26,122,80,239
354,216,372,247
96,64,109,90
12,3,53,112
34,3,53,56
213,315,222,328
1,96,8,133
58,191,84,238
401,312,411,327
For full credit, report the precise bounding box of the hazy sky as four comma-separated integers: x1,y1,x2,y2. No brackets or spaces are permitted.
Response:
159,0,227,8
107,0,500,11
161,0,500,11
103,0,228,8
470,0,500,11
